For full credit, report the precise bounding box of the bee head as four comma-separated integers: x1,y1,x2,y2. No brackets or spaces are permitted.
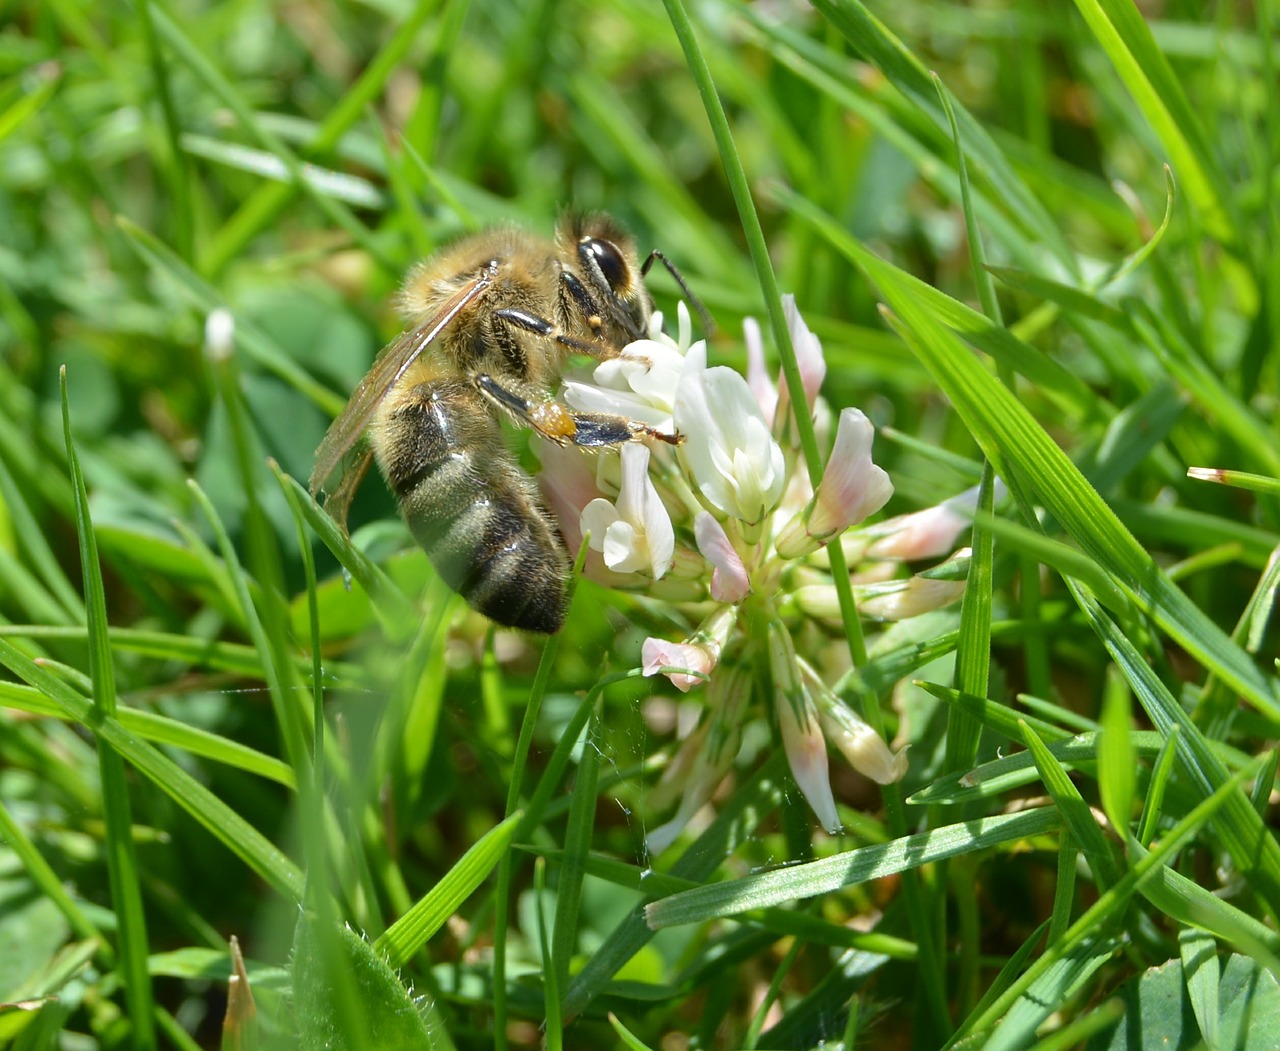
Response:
559,212,653,340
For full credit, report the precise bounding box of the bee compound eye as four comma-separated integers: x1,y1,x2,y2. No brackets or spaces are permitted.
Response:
582,238,629,292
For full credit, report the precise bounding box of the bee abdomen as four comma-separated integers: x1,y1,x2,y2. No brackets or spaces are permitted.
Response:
374,383,570,633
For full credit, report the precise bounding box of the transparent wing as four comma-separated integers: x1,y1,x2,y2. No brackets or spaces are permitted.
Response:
308,262,498,502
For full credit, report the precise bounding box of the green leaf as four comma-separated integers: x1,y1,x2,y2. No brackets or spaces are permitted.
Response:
1090,954,1280,1051
293,919,454,1051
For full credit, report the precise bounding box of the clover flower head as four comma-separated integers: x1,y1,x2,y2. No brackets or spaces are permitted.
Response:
541,296,974,838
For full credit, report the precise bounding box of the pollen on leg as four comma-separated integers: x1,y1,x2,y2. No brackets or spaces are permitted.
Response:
530,401,579,442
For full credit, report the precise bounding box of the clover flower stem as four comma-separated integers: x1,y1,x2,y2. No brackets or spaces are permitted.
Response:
660,462,714,522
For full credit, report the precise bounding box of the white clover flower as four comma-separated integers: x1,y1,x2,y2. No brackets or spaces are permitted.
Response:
822,703,910,785
642,605,736,693
674,366,787,525
776,407,893,558
803,664,908,785
856,575,967,621
641,638,715,692
782,294,826,415
563,303,706,430
580,442,674,578
743,316,778,427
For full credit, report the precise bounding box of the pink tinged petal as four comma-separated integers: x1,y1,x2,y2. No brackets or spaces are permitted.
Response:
777,686,840,833
769,623,840,833
641,606,735,693
539,440,604,553
783,295,826,411
865,480,1003,561
642,637,714,692
810,408,893,535
743,316,778,427
857,576,967,620
694,512,750,603
775,408,894,559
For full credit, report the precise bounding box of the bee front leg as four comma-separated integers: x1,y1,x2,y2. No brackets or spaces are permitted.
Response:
491,307,606,357
473,374,681,448
492,303,637,365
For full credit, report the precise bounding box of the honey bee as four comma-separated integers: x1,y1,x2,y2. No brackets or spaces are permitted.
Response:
309,213,681,634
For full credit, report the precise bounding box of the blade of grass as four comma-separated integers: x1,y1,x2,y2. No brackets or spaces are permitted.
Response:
552,705,599,1006
1070,0,1233,242
61,368,157,1051
376,810,523,968
645,807,1059,928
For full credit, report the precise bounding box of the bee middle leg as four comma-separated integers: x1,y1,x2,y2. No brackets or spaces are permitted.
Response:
473,373,681,448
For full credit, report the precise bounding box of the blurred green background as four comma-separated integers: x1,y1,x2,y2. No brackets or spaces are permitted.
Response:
2,0,1279,1048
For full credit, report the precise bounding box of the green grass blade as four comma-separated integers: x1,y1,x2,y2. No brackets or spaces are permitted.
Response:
552,706,599,1003
1021,720,1119,888
376,811,522,969
1098,670,1136,836
61,368,157,1050
645,808,1059,928
1070,0,1233,242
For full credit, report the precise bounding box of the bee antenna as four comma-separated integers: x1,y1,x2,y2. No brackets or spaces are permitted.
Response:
641,250,716,338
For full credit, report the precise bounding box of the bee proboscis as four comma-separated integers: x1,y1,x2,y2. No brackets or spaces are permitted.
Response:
309,214,681,634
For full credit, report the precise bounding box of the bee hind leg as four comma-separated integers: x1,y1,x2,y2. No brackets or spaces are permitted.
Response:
473,373,681,448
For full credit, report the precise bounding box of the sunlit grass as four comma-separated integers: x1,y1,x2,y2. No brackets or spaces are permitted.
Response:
1,0,1278,1048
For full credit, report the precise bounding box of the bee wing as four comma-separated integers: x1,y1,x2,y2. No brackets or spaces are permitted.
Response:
308,263,499,500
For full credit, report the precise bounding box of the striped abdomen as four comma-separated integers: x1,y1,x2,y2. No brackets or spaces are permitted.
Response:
372,380,570,633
